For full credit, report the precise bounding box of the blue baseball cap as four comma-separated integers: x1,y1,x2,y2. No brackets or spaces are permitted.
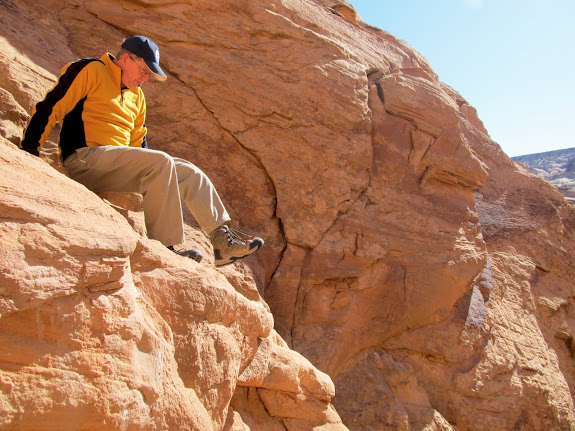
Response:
122,36,167,81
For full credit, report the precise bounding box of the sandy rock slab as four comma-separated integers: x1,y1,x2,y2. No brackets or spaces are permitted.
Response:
0,138,213,429
0,137,346,430
3,0,575,429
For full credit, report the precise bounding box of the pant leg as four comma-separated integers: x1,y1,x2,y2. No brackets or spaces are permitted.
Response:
64,146,185,246
173,157,231,234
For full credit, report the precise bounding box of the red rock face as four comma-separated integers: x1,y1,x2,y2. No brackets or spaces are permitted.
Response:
1,0,575,430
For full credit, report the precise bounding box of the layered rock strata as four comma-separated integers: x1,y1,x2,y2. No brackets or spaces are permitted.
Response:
1,0,575,430
0,137,347,430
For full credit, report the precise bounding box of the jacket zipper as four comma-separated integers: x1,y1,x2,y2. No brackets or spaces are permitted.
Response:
120,86,126,107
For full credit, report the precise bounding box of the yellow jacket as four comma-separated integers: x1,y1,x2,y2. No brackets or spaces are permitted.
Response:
21,53,147,160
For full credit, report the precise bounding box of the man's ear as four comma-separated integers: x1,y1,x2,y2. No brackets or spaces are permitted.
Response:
118,52,130,64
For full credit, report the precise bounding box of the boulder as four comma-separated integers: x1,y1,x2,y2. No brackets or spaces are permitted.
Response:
1,0,575,429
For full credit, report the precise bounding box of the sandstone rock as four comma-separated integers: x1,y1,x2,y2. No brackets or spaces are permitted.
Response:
0,87,29,146
0,133,347,429
2,0,575,430
0,139,216,430
0,140,139,315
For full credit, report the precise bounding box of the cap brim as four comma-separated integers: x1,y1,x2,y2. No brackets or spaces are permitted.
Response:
151,71,167,82
144,60,167,82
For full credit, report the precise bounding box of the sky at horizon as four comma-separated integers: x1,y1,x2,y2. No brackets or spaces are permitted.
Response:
347,0,575,157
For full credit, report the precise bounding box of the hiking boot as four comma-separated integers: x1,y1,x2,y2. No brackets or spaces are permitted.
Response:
210,225,264,267
168,246,203,263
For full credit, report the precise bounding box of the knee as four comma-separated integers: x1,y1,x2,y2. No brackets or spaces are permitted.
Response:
175,159,209,181
149,151,176,174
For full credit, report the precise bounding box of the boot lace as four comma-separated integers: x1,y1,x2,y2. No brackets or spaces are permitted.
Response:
226,227,253,247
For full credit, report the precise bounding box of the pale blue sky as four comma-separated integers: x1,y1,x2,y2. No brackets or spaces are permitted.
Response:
348,0,575,157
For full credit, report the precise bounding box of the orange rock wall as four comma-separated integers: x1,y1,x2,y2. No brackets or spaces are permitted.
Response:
1,0,574,430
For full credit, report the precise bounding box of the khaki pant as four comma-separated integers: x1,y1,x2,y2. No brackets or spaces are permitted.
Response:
64,146,230,246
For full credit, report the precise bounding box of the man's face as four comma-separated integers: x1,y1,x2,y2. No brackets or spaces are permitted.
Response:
120,53,151,88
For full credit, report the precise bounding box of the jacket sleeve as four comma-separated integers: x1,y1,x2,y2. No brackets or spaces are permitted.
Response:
20,59,96,156
130,90,148,148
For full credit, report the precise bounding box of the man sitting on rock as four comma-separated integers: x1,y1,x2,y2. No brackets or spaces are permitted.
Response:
20,35,263,266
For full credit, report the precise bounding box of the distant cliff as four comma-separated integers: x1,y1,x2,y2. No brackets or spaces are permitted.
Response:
513,147,575,201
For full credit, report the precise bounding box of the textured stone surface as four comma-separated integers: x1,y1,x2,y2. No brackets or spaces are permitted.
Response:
0,136,347,430
1,0,575,430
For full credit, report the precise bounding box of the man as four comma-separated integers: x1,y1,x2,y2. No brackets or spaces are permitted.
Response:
20,35,263,266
